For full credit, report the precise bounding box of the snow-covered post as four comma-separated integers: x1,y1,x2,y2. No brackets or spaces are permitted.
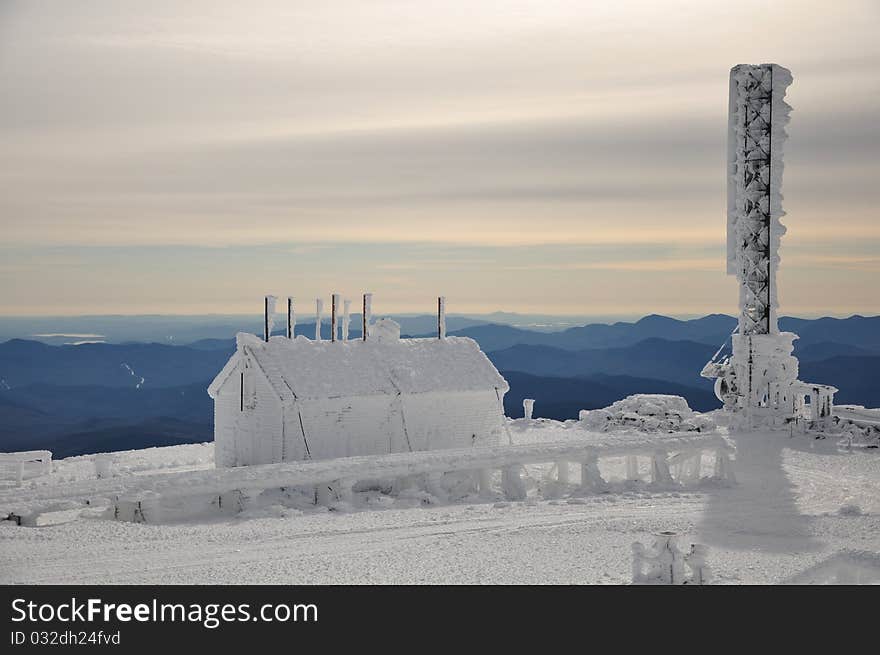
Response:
684,544,711,585
342,299,352,341
580,453,606,492
523,398,535,420
501,465,527,501
287,297,296,339
713,449,736,483
678,451,702,484
625,455,640,482
477,469,493,498
315,298,324,341
656,532,681,584
688,452,703,483
631,542,646,582
650,449,673,486
632,532,685,584
94,454,113,479
556,461,569,484
264,295,277,342
438,296,446,339
363,293,373,341
331,293,340,342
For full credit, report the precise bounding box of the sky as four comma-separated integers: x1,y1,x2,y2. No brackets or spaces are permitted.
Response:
1,0,878,317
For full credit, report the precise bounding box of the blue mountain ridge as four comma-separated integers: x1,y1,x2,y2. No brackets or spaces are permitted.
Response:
1,313,877,456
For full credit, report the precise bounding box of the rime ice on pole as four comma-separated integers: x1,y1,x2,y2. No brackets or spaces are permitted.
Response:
287,297,296,339
362,293,373,341
264,295,277,342
342,299,351,341
438,296,446,340
315,298,324,341
331,293,341,342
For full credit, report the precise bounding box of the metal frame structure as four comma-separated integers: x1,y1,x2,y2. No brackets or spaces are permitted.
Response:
730,64,775,336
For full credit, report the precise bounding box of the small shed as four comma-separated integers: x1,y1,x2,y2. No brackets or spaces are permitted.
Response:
207,328,509,467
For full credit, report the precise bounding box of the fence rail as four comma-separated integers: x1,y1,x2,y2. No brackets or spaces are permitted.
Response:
3,434,733,525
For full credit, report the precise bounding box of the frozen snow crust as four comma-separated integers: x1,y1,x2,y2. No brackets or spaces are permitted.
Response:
2,424,879,584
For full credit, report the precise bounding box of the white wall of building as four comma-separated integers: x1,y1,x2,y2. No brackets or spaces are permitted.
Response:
401,390,504,451
217,376,506,467
214,359,283,467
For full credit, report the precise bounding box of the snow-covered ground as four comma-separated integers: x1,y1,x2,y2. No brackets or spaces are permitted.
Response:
1,421,878,584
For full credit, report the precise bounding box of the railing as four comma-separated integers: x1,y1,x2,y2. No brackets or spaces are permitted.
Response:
2,435,734,525
0,451,52,488
109,434,734,524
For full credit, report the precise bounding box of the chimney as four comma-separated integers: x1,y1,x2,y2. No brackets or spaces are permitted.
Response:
363,293,373,341
331,293,340,343
287,297,295,339
438,296,446,339
264,295,277,342
343,299,352,341
315,298,324,341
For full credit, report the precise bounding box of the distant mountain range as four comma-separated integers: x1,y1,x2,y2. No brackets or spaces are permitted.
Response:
0,314,490,345
501,371,720,419
1,313,877,456
489,338,718,387
445,314,880,353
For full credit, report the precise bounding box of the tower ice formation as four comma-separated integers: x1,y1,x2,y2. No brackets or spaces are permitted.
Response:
702,64,836,428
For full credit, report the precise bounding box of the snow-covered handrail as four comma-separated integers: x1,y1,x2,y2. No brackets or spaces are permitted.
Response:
144,433,733,500
0,451,52,487
2,434,733,521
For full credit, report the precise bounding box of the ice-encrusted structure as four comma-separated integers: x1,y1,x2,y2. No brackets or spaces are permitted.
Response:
702,64,837,429
632,532,711,585
208,327,509,467
727,64,791,335
834,406,880,449
0,451,53,487
578,394,715,433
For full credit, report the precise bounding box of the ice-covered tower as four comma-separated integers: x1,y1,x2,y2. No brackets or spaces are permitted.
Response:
727,63,791,336
704,64,806,427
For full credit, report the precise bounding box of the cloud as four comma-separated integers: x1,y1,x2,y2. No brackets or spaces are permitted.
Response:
0,0,878,314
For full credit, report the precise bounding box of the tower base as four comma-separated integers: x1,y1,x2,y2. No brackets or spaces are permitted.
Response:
702,331,837,431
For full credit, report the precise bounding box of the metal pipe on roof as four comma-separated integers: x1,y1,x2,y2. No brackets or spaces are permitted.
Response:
331,293,340,343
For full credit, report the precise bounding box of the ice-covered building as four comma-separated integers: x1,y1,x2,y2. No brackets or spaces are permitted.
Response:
207,324,510,468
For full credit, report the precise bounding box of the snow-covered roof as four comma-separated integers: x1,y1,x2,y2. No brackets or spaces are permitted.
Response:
790,380,838,394
208,332,508,403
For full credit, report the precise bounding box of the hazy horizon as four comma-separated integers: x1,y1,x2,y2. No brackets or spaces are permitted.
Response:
2,309,877,322
2,1,878,316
